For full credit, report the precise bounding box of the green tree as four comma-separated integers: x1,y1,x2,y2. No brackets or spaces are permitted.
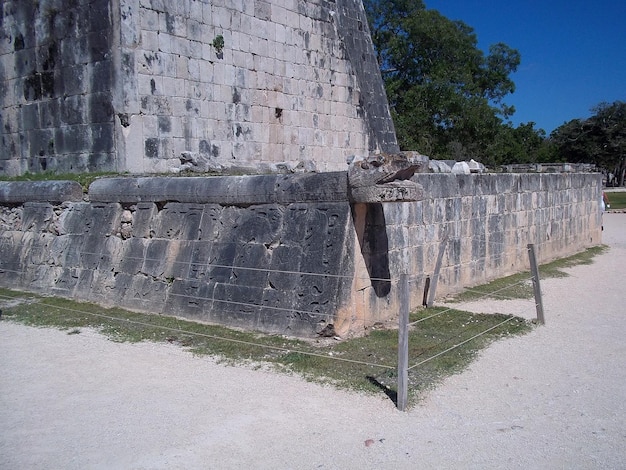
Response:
550,101,626,185
487,122,550,167
364,0,520,160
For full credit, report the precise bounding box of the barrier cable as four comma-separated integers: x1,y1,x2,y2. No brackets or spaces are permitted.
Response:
407,276,532,327
0,292,394,370
408,316,516,371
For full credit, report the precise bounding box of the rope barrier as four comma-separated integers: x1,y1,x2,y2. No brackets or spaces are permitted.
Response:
2,294,395,370
0,265,535,396
408,276,533,327
408,316,516,371
75,250,396,283
0,238,542,393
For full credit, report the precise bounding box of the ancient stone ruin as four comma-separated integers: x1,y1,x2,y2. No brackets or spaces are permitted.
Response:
0,1,604,337
1,0,398,175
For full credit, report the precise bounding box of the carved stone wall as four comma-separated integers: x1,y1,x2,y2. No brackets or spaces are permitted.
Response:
0,173,603,337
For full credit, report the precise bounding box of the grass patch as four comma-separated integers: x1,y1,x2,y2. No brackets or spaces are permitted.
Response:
0,289,531,407
451,245,608,302
604,190,626,210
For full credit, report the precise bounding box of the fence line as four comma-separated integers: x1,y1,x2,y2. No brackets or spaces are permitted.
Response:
1,236,546,412
0,267,22,275
0,248,542,411
167,291,339,321
0,239,540,326
0,250,527,323
1,239,541,282
76,250,399,284
0,267,531,329
413,235,534,308
407,278,531,328
407,316,517,371
395,243,545,411
0,291,394,370
0,253,410,323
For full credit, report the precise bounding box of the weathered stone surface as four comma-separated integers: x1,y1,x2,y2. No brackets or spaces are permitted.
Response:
348,153,429,188
0,0,116,176
21,203,54,232
350,181,424,203
0,173,603,337
335,0,399,154
347,153,427,202
405,172,603,298
0,187,358,336
0,181,83,204
57,202,120,235
2,0,398,176
88,173,350,205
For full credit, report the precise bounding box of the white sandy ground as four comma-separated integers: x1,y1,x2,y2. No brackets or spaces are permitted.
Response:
1,214,625,470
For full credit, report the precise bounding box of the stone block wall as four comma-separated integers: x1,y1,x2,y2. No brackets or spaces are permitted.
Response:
0,0,116,175
0,172,603,337
0,175,358,336
380,173,603,306
1,0,398,176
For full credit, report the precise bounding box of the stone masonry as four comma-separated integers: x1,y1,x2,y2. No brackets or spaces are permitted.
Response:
0,0,398,176
0,1,604,338
0,172,603,337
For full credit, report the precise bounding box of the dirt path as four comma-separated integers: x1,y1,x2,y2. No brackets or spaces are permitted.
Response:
2,214,625,469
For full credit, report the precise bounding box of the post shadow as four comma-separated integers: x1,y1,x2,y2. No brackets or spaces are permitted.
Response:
366,375,398,406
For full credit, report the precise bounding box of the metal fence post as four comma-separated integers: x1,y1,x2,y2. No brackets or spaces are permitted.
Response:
527,244,545,325
397,273,409,411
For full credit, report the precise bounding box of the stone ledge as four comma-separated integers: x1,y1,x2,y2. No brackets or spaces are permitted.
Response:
349,181,424,203
0,181,84,204
88,173,350,205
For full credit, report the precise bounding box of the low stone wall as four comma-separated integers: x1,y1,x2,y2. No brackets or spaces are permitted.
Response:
0,172,603,337
385,173,603,298
0,174,358,337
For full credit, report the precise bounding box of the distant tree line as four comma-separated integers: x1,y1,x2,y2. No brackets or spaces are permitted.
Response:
364,0,625,184
549,102,626,186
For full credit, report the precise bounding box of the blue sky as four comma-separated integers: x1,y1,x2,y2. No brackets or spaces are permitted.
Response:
425,0,626,134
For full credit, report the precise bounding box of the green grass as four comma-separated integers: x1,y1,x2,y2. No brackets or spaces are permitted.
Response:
451,245,608,302
604,190,626,210
0,288,531,407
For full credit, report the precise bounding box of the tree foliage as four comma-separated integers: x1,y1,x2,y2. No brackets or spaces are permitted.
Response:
550,101,626,185
364,0,520,159
364,0,623,175
485,122,553,167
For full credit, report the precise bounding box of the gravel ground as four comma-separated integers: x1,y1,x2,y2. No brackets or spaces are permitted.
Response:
1,214,625,470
